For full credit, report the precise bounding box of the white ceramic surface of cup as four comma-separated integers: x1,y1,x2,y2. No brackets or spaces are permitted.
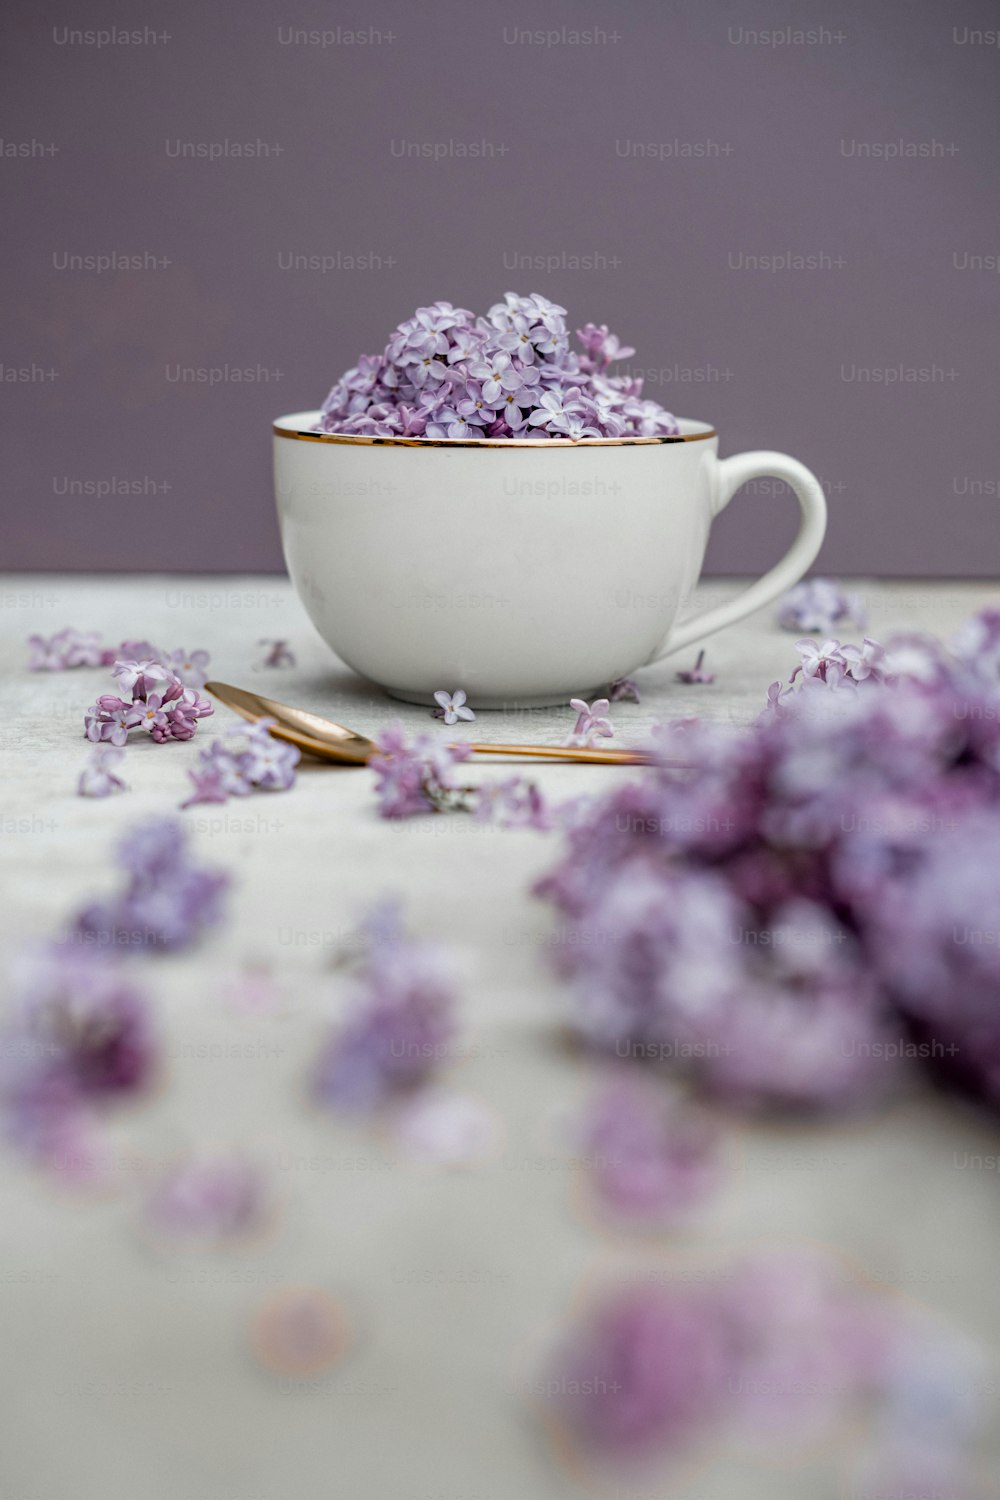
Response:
273,412,827,707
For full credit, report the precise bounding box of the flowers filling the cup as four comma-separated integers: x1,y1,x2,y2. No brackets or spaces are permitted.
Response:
316,292,680,440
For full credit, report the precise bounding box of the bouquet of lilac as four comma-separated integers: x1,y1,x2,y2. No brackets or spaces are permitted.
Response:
317,293,679,440
85,658,214,746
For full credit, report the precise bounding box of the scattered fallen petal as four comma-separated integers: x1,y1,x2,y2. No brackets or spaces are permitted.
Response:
77,745,128,798
674,650,715,685
143,1152,271,1246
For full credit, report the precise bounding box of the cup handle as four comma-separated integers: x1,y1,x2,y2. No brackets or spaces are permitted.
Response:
648,450,828,663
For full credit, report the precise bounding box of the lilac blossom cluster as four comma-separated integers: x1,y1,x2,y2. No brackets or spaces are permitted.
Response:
370,725,549,827
85,658,214,746
181,717,300,807
578,1077,723,1229
78,745,128,798
313,904,458,1113
776,577,866,635
0,945,158,1180
30,630,210,686
765,634,887,709
543,1249,979,1481
142,1153,271,1246
537,610,1000,1116
72,818,229,953
0,819,228,1177
317,293,680,440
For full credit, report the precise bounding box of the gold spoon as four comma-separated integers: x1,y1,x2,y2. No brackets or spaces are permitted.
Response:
204,681,654,767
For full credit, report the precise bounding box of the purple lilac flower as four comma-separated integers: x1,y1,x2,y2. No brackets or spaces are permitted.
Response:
316,294,679,441
840,636,887,682
180,718,300,808
179,764,229,808
474,775,551,831
766,636,890,714
455,380,498,426
566,698,614,746
78,745,128,798
527,388,585,432
608,677,641,703
0,945,157,1175
777,578,866,635
543,1281,730,1460
313,906,458,1113
431,689,475,725
28,628,104,671
370,725,474,818
467,349,526,404
951,607,1000,684
143,1153,271,1245
576,322,636,371
28,631,211,680
578,1077,723,1227
425,407,483,440
85,696,142,746
86,659,213,746
72,817,229,953
541,1250,900,1468
480,775,554,829
675,650,715,685
393,1089,501,1166
839,810,1000,1109
166,648,210,689
765,678,795,711
537,611,1000,1116
791,637,849,684
105,638,162,666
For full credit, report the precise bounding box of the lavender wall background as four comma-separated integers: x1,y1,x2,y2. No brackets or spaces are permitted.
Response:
3,0,998,576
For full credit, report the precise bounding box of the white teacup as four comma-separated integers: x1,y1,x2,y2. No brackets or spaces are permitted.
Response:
273,412,826,707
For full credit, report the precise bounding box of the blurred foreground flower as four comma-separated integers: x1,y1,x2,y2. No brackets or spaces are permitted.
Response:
0,945,157,1179
72,817,229,952
537,611,1000,1116
143,1152,271,1247
77,745,127,798
578,1076,724,1228
29,630,210,684
257,639,296,669
28,627,104,670
540,1249,982,1484
313,904,458,1113
777,577,866,635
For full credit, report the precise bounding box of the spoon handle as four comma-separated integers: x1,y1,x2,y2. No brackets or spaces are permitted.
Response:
466,742,652,765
